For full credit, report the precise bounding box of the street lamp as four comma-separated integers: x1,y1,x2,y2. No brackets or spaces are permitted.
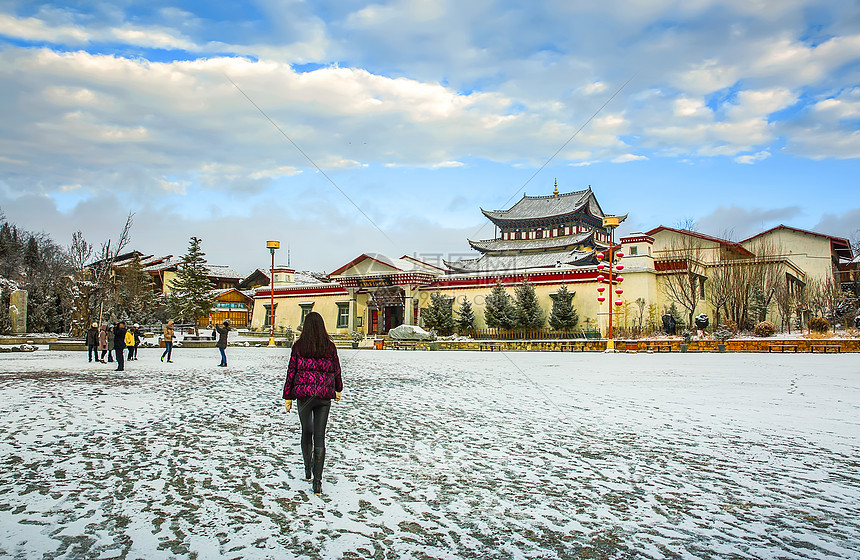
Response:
597,215,626,351
266,240,280,348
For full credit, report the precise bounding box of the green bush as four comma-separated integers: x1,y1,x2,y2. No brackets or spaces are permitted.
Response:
754,321,776,338
807,316,830,333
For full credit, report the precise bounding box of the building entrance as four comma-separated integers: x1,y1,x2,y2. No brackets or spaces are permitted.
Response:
368,287,405,335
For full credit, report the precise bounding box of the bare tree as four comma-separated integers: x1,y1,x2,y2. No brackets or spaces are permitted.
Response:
659,231,707,327
92,212,135,325
68,231,92,273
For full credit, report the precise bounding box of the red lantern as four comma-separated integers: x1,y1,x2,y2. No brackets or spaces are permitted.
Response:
616,288,623,295
614,300,623,306
597,263,605,270
596,252,605,260
616,276,624,283
616,251,624,258
615,264,624,271
598,296,606,303
597,274,605,282
597,286,605,293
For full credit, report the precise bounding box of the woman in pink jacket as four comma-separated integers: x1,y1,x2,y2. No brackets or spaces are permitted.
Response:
283,312,343,495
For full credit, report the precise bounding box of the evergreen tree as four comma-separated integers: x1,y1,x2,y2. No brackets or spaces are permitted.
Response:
424,292,455,335
667,302,685,330
514,278,544,329
549,285,579,331
454,297,476,334
167,236,214,325
484,281,517,330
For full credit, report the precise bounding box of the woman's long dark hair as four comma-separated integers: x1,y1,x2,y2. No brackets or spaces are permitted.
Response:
293,311,333,358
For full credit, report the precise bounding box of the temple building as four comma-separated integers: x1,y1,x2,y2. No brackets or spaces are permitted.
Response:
445,182,611,273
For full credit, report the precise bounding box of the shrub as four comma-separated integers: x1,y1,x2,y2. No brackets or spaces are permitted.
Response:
713,325,734,342
722,319,738,334
807,316,830,333
754,321,776,338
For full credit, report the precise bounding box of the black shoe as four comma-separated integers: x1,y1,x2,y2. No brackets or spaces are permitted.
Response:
312,447,325,495
301,443,313,481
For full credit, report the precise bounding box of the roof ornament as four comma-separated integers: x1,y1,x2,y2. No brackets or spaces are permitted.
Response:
553,179,559,198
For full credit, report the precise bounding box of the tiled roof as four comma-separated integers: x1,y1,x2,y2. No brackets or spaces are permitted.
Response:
206,265,243,279
481,188,602,223
444,249,595,273
469,231,595,253
143,256,184,272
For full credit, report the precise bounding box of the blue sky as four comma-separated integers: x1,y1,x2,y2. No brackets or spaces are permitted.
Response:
0,0,858,274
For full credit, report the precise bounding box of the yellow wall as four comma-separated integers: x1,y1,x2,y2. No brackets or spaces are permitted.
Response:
252,291,353,334
742,229,834,283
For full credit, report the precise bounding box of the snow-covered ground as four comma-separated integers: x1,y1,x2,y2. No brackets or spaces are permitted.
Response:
0,348,858,559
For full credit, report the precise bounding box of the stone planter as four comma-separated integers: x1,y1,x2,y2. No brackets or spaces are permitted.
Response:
680,343,688,352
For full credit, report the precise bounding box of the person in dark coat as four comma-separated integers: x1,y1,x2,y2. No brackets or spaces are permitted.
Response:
283,312,343,495
215,320,230,367
85,322,99,362
113,321,127,371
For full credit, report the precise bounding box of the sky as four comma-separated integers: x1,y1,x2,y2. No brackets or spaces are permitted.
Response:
0,0,859,275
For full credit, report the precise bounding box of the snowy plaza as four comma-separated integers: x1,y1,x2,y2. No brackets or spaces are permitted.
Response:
0,347,858,559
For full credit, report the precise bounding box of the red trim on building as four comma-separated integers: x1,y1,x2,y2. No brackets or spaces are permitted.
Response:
646,226,754,257
655,259,687,272
329,254,402,277
433,269,601,288
255,285,348,298
620,235,655,245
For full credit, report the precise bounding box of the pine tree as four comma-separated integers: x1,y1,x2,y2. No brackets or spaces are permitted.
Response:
168,236,214,325
514,278,544,329
455,297,476,334
549,285,579,331
484,281,517,330
424,292,454,335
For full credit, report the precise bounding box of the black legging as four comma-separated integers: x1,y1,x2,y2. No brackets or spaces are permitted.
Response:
297,397,331,449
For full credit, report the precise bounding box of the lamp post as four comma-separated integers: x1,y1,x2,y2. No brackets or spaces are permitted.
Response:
597,215,625,351
266,240,280,348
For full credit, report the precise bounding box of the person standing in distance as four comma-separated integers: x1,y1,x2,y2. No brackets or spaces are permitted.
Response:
86,322,99,363
113,320,127,371
161,319,175,362
283,312,343,495
97,323,108,363
215,319,230,367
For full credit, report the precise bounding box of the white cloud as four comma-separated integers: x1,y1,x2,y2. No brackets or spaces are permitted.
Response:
734,150,771,164
612,154,648,163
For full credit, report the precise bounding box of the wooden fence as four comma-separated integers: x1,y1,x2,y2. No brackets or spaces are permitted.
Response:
469,328,601,340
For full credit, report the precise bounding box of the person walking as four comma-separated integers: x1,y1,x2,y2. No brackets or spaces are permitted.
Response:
161,320,175,362
86,322,99,362
97,323,108,363
114,321,127,371
215,319,230,367
283,312,343,495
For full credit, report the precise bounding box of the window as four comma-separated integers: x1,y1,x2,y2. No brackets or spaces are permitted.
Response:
263,304,278,327
699,277,706,298
630,246,638,255
336,302,350,328
299,303,314,327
